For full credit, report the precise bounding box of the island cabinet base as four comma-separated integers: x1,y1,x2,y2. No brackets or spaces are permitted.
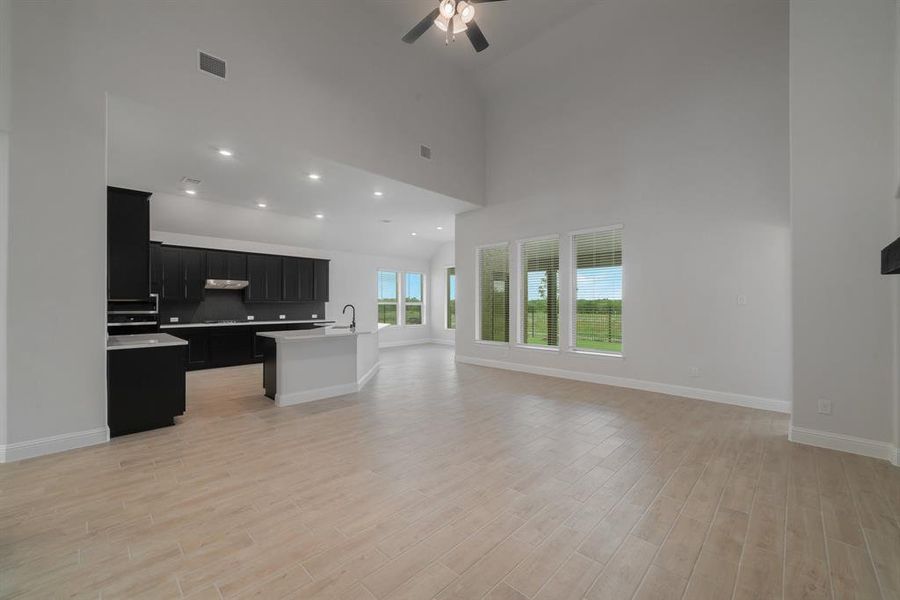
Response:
257,329,380,406
107,345,186,437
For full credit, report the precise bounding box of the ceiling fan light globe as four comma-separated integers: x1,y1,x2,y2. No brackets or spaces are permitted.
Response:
439,0,456,19
458,1,475,23
451,14,467,33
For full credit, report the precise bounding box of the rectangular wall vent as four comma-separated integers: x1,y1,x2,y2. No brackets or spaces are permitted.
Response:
199,51,226,79
181,177,202,186
420,145,432,160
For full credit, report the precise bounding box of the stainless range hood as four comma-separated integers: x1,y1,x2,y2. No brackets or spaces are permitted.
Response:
205,279,250,290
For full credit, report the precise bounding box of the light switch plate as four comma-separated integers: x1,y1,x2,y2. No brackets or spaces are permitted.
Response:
817,399,832,415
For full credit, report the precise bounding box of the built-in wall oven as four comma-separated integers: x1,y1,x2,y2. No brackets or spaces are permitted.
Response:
107,294,159,335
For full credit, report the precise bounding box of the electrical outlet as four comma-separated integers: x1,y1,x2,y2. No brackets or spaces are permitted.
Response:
279,315,286,320
817,399,832,415
737,295,747,306
311,314,318,319
169,317,179,323
689,367,700,378
246,315,255,321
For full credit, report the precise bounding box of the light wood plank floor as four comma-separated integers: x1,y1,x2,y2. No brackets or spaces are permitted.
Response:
2,345,898,599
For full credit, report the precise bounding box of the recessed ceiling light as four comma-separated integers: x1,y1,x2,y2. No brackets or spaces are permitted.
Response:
380,219,392,224
315,213,324,219
185,189,197,196
436,226,443,230
308,173,321,181
256,202,267,208
218,148,234,157
373,191,384,197
411,232,417,236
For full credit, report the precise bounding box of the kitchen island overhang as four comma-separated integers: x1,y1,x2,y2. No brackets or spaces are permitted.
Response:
256,328,380,406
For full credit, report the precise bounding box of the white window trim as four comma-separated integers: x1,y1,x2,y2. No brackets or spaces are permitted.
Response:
475,242,510,345
516,235,560,348
402,271,426,327
444,265,456,331
376,269,400,327
567,224,624,357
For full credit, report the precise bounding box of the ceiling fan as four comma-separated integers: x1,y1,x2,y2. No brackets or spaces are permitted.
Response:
402,0,507,53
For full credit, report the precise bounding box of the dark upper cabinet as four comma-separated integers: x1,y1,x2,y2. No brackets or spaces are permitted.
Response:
313,259,330,302
246,254,268,302
149,242,163,295
160,246,205,303
282,257,301,302
160,247,183,302
298,258,315,301
207,250,247,281
107,187,151,301
265,256,283,301
182,248,206,302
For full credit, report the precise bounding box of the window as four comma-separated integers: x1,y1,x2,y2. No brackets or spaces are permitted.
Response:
477,244,510,342
521,238,559,347
404,272,424,325
572,227,623,354
377,270,398,325
446,267,456,329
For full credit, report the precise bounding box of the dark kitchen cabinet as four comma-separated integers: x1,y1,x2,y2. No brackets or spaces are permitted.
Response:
207,250,247,281
282,257,301,302
313,259,330,302
265,256,283,301
149,242,163,295
245,254,284,302
182,248,206,302
246,254,268,302
208,329,253,366
174,323,312,371
161,246,206,303
107,344,186,437
107,187,151,301
182,331,209,367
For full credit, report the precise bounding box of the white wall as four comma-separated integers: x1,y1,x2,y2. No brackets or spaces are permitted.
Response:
789,0,899,460
0,0,10,449
457,0,791,411
2,0,482,457
429,241,456,345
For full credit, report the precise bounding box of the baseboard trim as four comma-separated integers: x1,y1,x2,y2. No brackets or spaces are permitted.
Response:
277,382,359,407
277,362,381,407
358,361,381,389
455,355,791,414
379,339,432,349
0,426,110,463
428,338,455,346
789,426,899,466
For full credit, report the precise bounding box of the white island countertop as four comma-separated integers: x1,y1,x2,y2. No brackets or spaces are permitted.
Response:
256,327,375,342
161,319,334,330
107,333,189,351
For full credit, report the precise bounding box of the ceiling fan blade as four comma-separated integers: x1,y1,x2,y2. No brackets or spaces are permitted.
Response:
466,19,489,52
402,7,440,44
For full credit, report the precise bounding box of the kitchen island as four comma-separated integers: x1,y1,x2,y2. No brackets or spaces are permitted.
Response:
256,328,380,406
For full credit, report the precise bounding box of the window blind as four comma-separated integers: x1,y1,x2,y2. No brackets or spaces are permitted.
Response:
404,272,424,325
377,270,398,325
572,228,623,353
521,238,559,346
446,267,456,329
478,245,509,342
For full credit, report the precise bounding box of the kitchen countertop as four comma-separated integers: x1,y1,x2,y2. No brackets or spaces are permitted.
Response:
160,319,334,330
256,327,375,342
107,333,189,351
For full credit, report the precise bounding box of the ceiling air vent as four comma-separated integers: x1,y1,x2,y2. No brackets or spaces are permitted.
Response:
199,51,226,79
181,177,202,186
420,145,432,160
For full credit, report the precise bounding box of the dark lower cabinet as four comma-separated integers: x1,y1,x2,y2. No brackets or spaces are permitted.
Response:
174,323,314,371
107,345,186,437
